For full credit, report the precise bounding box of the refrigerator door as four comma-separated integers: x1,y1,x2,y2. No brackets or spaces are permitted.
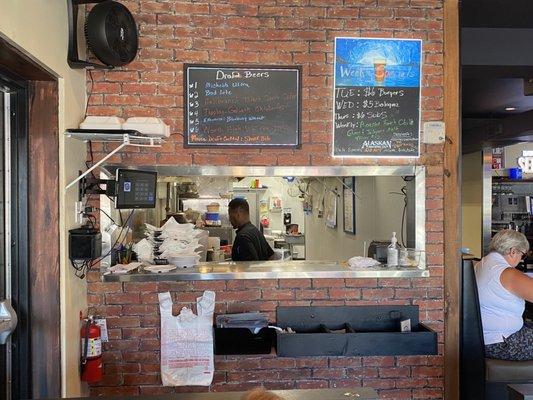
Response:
233,189,265,228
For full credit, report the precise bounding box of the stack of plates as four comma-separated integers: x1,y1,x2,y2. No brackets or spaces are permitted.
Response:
143,219,204,268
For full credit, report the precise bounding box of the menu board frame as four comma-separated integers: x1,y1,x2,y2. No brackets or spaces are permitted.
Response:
183,64,302,148
332,37,422,158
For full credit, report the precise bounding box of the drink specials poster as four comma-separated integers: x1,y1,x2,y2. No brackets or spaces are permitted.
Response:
333,38,422,157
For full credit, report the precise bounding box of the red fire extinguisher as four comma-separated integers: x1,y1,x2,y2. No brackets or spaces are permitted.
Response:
80,317,103,382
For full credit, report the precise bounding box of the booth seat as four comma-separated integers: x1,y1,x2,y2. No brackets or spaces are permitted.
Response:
461,258,533,400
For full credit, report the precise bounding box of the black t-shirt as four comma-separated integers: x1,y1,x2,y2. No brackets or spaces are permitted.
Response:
232,222,274,261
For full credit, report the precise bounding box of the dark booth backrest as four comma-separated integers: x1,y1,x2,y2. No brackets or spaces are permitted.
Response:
460,258,486,400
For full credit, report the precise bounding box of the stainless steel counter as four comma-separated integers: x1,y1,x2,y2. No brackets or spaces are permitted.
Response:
61,387,378,400
102,260,429,282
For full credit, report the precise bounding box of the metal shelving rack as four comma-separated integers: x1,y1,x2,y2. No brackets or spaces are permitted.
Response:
64,129,164,190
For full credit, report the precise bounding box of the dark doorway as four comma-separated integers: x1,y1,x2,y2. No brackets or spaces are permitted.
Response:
0,69,31,400
0,35,60,399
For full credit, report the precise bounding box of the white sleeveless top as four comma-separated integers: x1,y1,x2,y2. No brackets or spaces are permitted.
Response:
474,252,524,345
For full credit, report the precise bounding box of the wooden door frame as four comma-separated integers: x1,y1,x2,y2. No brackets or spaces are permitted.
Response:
0,67,31,400
444,1,461,399
0,35,60,399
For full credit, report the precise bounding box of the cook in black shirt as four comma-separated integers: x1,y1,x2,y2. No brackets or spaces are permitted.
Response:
228,198,274,261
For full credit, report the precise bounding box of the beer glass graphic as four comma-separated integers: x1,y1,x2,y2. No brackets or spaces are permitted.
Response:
373,58,387,85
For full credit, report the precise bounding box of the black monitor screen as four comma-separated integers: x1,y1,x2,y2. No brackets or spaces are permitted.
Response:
115,169,157,209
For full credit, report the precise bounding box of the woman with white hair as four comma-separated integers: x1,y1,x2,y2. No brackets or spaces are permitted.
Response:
475,229,533,360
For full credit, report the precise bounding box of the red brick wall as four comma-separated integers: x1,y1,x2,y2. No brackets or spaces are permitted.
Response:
86,0,446,398
87,276,443,398
87,0,444,168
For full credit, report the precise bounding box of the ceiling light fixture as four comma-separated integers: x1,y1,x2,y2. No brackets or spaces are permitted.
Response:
505,107,517,111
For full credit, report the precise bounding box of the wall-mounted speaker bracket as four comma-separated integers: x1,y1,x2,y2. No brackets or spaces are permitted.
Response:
67,0,114,69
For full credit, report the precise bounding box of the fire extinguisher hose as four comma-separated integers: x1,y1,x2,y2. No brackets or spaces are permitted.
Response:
80,319,91,373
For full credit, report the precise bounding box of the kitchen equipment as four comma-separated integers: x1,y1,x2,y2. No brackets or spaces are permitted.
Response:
177,182,199,198
367,240,389,264
208,236,221,250
286,223,299,235
273,248,291,260
274,239,286,249
233,188,266,228
202,226,233,248
283,212,292,226
283,234,305,260
184,208,200,223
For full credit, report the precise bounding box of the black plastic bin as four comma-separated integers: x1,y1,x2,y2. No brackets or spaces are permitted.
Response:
276,305,437,357
214,326,275,355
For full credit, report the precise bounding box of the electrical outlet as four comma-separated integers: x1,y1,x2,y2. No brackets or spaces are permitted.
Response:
74,201,84,224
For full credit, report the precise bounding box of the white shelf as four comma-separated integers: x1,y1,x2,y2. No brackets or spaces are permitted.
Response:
64,129,164,190
65,129,164,146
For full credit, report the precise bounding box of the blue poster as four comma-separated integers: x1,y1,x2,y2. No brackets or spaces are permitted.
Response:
333,37,422,157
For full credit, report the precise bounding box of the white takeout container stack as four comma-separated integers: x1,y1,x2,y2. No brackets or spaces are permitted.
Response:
80,116,124,130
133,239,154,264
144,218,204,268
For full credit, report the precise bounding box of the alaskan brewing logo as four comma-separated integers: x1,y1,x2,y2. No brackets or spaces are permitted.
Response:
361,140,392,150
333,37,422,157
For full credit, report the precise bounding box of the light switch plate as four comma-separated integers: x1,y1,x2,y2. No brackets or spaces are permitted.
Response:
75,201,84,224
423,121,445,144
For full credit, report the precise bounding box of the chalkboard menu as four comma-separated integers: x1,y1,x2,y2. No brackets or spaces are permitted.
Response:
184,64,301,147
333,38,422,157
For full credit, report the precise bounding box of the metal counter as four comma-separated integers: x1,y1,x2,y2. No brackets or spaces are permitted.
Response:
102,260,430,282
61,388,378,400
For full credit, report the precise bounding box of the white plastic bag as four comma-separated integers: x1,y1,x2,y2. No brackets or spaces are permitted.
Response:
158,290,215,386
347,256,381,269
